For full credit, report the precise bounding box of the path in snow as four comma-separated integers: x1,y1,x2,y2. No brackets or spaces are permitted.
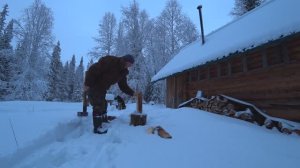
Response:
0,104,162,168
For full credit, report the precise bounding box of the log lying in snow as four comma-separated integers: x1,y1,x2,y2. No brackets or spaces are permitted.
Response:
147,126,172,139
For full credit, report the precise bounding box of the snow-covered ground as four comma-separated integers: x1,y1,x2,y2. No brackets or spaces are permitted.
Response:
0,101,299,168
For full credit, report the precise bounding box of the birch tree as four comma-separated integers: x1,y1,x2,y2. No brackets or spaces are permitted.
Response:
90,12,116,59
11,0,53,100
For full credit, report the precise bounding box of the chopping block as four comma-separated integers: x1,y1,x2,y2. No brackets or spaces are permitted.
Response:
130,92,147,126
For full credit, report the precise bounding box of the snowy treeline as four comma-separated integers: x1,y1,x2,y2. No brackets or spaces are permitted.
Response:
0,0,84,101
46,42,84,102
0,0,264,103
90,0,199,103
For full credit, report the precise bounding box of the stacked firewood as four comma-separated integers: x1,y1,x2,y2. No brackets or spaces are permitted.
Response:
187,95,300,136
190,96,249,121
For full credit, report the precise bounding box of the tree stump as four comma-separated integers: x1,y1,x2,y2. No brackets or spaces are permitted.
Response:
130,113,147,126
130,92,147,126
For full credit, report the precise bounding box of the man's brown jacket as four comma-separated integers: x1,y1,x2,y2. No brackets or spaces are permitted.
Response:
84,55,134,96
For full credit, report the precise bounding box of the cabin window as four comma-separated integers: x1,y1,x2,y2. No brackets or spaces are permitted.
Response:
231,57,243,74
198,68,207,80
189,70,198,82
247,52,263,71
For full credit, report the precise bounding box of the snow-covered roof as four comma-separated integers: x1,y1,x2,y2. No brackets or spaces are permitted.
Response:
152,0,300,82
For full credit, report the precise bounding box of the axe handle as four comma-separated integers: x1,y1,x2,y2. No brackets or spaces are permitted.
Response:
82,90,88,113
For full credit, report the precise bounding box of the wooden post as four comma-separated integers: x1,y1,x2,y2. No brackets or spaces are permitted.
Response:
130,92,147,126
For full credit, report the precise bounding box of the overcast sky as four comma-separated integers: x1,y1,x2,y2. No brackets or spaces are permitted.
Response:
3,0,234,65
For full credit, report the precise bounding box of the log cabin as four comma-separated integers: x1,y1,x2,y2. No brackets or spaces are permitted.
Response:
152,0,300,122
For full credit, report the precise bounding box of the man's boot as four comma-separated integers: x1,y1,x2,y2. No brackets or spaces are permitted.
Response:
93,116,107,134
93,106,108,134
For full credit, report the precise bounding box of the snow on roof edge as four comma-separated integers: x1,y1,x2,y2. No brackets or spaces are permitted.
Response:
151,31,299,83
151,0,300,82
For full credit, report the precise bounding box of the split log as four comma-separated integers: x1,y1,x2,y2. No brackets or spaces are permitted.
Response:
278,122,292,135
264,119,275,129
223,103,236,117
147,126,172,139
293,130,300,136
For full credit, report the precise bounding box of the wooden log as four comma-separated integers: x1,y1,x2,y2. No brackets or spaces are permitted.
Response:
147,126,172,139
293,129,300,136
277,122,292,135
223,103,236,117
264,119,275,129
238,113,254,123
156,126,172,139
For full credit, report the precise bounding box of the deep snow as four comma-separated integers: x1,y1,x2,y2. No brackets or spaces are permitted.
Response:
0,101,299,168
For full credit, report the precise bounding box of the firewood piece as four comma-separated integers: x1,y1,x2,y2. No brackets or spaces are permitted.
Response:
264,119,275,129
281,128,292,135
147,127,155,134
278,122,292,134
238,113,254,123
157,126,172,139
223,103,236,117
293,130,300,136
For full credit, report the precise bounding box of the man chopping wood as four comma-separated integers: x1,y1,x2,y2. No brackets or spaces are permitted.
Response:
84,54,136,134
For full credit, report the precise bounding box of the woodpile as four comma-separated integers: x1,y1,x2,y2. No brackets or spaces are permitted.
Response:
185,94,300,136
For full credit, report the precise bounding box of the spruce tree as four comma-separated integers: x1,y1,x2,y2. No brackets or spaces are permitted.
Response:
61,62,69,101
0,4,8,37
0,4,14,100
73,57,84,102
47,41,62,101
68,55,76,101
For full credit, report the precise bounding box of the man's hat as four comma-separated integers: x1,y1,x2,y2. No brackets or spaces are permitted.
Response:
122,54,135,64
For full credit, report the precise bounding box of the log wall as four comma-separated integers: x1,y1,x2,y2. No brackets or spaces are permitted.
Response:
166,33,300,122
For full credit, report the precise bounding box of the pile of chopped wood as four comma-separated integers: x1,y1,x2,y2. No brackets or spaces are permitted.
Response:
180,94,300,136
